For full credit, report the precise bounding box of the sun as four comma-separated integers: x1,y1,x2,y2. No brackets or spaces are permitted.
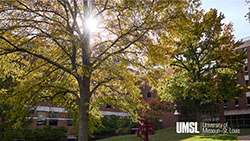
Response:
85,16,99,33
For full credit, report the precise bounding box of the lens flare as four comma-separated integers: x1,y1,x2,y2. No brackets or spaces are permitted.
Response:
85,17,98,32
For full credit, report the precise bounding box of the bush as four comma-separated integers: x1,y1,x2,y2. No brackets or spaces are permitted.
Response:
94,115,136,136
1,126,67,140
33,126,67,140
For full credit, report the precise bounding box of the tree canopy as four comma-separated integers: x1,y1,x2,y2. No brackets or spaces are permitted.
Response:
0,0,201,140
157,9,247,121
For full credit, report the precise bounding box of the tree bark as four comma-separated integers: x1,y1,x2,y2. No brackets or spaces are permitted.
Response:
78,77,90,141
195,100,201,123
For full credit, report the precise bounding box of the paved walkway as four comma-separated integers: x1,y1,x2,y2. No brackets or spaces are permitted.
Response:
237,135,250,141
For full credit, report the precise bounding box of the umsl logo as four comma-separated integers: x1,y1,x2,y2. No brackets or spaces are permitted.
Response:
176,122,200,133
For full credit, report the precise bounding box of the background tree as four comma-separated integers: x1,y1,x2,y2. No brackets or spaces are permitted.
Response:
142,98,171,129
0,0,200,140
0,75,34,139
246,0,250,22
158,9,247,122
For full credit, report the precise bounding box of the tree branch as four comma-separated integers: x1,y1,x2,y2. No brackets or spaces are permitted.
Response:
90,77,115,95
93,32,146,70
0,36,75,77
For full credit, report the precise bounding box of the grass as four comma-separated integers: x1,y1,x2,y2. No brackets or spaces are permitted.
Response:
98,127,250,141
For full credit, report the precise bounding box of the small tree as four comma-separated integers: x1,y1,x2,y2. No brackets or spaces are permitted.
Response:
158,9,247,122
142,98,171,129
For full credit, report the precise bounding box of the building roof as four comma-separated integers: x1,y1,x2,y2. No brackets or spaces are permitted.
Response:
237,36,250,49
242,36,250,42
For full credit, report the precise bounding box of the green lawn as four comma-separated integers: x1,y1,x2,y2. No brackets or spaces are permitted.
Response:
98,127,250,141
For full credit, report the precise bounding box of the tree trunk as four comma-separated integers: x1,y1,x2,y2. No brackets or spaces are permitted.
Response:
79,1,92,140
78,77,90,141
78,99,89,141
195,100,201,123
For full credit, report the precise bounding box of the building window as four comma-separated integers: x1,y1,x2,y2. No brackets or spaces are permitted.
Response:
165,102,170,106
147,92,152,98
235,97,239,107
67,114,73,126
245,65,248,72
246,80,249,86
247,97,250,105
243,48,247,54
105,104,112,108
37,112,46,125
49,112,58,126
67,120,73,126
224,100,228,109
226,114,250,128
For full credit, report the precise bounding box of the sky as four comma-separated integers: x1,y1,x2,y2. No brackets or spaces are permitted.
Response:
200,0,250,40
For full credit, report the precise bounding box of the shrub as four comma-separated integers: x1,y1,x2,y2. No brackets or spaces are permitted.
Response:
94,115,136,136
1,126,67,140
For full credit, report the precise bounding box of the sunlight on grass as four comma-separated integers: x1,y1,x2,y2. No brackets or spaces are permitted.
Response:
98,127,250,141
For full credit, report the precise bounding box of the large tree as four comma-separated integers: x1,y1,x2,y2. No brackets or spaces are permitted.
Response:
158,9,247,122
0,0,199,140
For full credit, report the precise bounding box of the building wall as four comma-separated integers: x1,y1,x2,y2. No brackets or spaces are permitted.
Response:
28,103,76,138
28,110,72,130
140,83,178,128
220,38,250,128
98,82,178,129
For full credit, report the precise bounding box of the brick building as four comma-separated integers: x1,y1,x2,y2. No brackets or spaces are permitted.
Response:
28,102,77,140
139,83,178,128
220,37,250,128
28,80,178,139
